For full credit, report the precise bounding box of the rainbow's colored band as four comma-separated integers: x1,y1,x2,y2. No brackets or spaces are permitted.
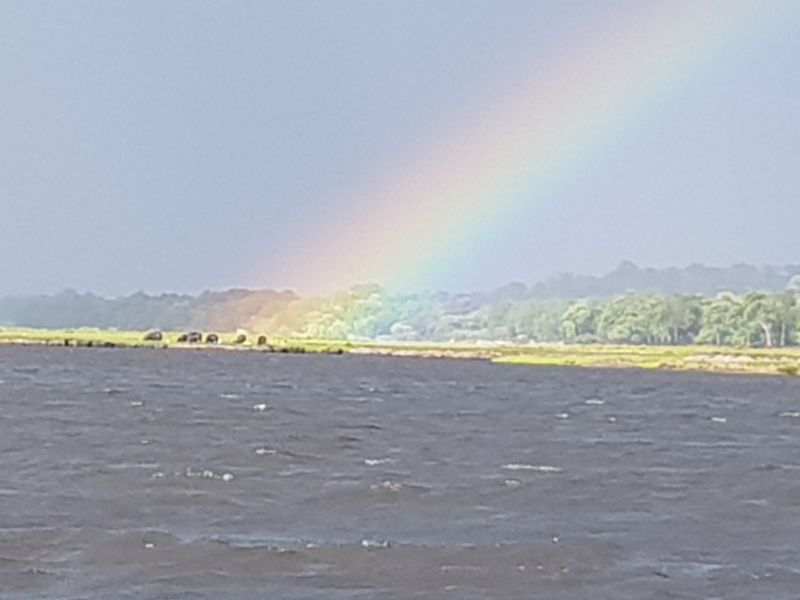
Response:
267,1,790,294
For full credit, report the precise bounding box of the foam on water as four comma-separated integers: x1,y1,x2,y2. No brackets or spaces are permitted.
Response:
502,464,562,473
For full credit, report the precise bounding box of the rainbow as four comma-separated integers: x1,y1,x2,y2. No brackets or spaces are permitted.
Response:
268,1,791,294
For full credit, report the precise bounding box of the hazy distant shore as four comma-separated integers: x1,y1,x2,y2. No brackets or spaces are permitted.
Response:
2,327,800,377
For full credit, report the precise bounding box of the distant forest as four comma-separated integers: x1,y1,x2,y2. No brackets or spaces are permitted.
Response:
2,262,800,347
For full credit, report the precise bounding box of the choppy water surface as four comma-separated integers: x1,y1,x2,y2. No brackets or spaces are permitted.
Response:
2,346,800,599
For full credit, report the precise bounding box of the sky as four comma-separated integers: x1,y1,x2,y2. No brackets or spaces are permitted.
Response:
1,0,798,297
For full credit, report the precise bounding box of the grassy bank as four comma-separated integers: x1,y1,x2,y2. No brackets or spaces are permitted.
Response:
1,327,799,376
0,327,348,354
492,344,800,376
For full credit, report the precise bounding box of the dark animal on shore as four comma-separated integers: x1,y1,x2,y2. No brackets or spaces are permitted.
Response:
143,330,163,342
206,333,220,344
234,334,247,344
177,332,202,343
257,335,268,346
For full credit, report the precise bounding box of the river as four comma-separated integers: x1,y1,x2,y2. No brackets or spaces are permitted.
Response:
2,346,799,598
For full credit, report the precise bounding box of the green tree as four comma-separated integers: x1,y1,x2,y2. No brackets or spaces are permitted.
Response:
742,292,780,347
560,301,599,342
596,294,669,344
697,293,745,346
663,294,703,344
773,292,798,347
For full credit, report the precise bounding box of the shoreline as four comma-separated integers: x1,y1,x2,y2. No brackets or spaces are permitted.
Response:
2,327,800,377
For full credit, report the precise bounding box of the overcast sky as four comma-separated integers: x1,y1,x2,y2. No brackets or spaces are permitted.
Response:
1,1,798,296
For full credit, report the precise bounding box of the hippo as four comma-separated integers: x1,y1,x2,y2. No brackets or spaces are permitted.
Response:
234,334,247,344
143,330,163,342
178,332,202,343
257,335,268,346
205,333,220,344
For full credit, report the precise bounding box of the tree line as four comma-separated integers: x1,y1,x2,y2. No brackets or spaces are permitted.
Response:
288,287,800,347
2,268,800,348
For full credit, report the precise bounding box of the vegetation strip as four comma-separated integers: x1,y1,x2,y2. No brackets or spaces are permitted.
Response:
3,267,800,350
1,327,799,377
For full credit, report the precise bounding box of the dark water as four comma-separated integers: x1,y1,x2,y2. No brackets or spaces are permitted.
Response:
2,346,800,599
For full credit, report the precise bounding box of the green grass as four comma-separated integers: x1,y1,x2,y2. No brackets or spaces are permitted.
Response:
0,327,349,354
493,343,800,375
2,326,799,376
0,327,152,346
